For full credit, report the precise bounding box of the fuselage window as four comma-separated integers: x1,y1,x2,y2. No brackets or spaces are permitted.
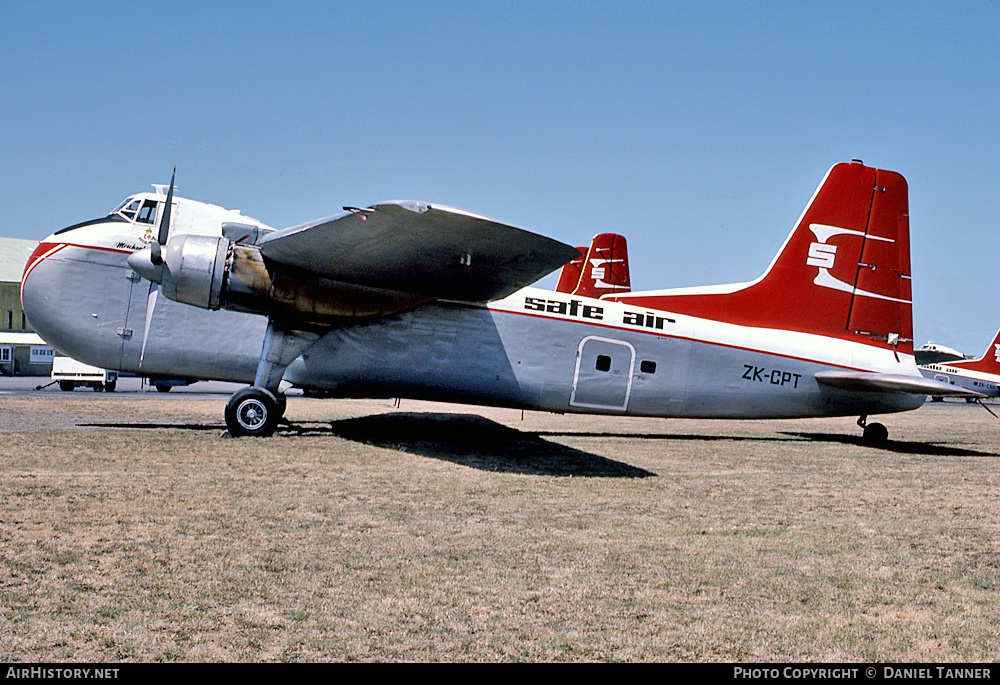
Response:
595,354,611,372
136,199,159,224
640,360,656,374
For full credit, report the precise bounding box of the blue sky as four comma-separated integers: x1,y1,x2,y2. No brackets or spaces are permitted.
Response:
2,1,998,353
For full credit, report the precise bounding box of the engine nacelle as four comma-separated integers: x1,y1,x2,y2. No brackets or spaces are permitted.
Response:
160,235,230,309
128,234,229,309
225,245,430,321
128,235,430,323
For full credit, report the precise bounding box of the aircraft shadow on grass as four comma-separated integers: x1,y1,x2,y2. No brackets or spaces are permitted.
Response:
782,432,1000,458
536,429,999,458
538,429,1000,458
323,413,655,478
80,412,654,478
80,414,999,471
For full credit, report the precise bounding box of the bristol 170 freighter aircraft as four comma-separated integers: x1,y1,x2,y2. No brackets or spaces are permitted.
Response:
21,160,978,443
919,329,1000,398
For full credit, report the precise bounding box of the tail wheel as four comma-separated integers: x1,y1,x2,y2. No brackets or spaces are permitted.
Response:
857,415,889,445
225,386,281,437
860,421,888,445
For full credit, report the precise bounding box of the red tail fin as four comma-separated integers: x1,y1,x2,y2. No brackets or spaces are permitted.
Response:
573,233,631,298
610,161,913,353
943,329,1000,375
555,247,587,293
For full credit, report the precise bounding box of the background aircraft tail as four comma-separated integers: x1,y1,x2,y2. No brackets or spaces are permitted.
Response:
555,247,587,293
554,233,631,298
610,160,913,353
941,329,1000,374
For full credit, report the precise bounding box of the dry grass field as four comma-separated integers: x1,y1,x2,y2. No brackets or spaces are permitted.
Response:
1,391,999,662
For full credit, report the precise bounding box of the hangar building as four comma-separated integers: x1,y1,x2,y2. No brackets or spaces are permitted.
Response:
1,237,55,376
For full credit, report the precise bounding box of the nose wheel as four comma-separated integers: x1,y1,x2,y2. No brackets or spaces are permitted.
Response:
225,386,286,437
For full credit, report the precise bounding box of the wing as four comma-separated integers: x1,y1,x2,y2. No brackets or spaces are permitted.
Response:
815,370,984,397
258,201,581,302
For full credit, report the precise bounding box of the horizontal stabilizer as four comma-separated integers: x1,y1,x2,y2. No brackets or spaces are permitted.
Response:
259,201,580,302
815,370,984,397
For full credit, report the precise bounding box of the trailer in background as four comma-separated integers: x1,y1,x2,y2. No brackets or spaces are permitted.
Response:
51,356,117,392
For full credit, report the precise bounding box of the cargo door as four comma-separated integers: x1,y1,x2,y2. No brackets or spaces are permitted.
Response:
570,336,635,411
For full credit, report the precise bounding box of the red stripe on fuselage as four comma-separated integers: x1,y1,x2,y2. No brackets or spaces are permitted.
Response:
20,241,132,303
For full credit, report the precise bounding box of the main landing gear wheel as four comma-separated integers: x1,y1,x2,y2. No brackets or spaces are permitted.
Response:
858,415,888,445
225,386,283,437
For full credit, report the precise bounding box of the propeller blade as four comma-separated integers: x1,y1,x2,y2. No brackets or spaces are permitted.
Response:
150,167,175,266
139,281,159,367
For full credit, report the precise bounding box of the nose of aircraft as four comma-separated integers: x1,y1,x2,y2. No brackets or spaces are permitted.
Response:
20,240,68,354
20,235,132,370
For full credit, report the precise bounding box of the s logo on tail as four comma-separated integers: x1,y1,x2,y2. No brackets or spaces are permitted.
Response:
807,223,906,303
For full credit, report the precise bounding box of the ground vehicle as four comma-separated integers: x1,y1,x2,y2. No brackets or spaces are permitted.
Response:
51,356,118,392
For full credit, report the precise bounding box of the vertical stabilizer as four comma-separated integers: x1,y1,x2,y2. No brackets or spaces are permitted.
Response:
941,329,1000,375
610,161,913,353
573,233,631,298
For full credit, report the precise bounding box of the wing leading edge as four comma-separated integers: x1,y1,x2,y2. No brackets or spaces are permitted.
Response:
258,201,581,302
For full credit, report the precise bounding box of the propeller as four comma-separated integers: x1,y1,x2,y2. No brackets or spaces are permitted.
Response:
139,277,159,366
150,167,174,265
129,168,175,366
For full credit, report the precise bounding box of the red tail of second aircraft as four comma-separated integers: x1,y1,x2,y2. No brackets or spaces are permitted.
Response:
609,160,913,353
555,247,587,294
555,233,631,298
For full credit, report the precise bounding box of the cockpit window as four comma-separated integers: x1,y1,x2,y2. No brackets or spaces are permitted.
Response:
118,200,140,221
136,199,159,224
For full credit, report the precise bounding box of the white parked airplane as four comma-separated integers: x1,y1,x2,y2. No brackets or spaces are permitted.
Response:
21,160,977,442
920,329,1000,397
